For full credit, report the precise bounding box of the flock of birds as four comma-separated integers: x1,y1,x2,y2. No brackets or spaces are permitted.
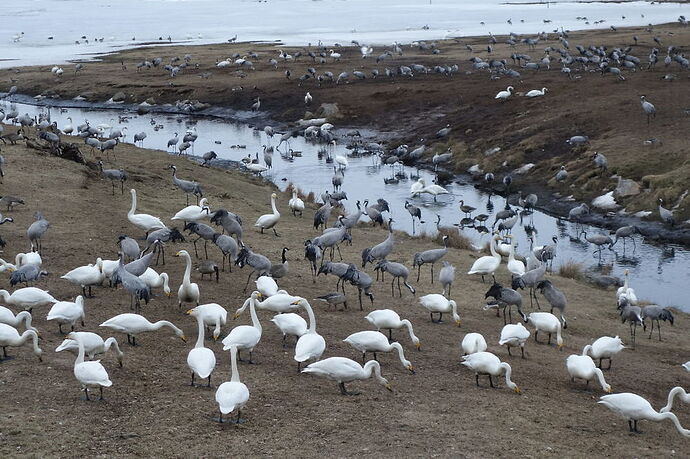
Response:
0,15,689,443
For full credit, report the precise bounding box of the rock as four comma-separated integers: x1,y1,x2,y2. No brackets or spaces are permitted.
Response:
513,163,535,175
483,146,501,157
316,103,341,120
145,97,156,105
111,91,126,102
614,177,641,197
467,164,483,176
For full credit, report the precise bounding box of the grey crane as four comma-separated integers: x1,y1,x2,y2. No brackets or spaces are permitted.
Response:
269,247,289,279
167,133,179,152
213,233,238,271
210,209,243,241
170,165,203,205
332,167,344,190
133,131,147,146
640,95,656,124
592,152,608,173
361,218,395,269
318,261,350,293
484,282,527,325
118,235,141,261
511,260,546,308
235,246,272,292
404,200,422,234
124,241,160,277
10,264,48,287
581,230,613,258
641,305,673,341
97,160,127,195
568,203,590,221
536,280,567,328
313,200,332,230
313,223,349,261
335,200,363,232
617,297,645,345
304,239,322,281
0,195,24,212
184,222,216,259
313,292,348,311
518,191,538,211
611,225,637,250
342,264,374,309
145,227,185,265
27,212,49,253
364,199,390,226
438,261,455,296
658,198,675,226
374,259,415,297
534,236,558,269
201,151,217,166
412,235,448,283
112,254,151,313
555,166,568,182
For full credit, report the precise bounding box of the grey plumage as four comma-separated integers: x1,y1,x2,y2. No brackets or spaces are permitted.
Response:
536,280,567,328
582,231,613,256
658,198,675,226
213,233,238,271
112,255,151,313
313,200,332,230
361,218,395,268
184,222,216,259
210,209,243,241
10,264,48,286
438,261,455,296
145,227,185,265
235,246,272,292
313,292,348,311
201,151,217,166
617,297,646,345
342,263,374,309
124,241,159,277
511,261,546,308
364,199,389,226
118,235,140,261
318,261,350,292
374,259,415,297
170,165,203,205
304,239,322,280
98,160,128,195
485,282,527,324
269,247,289,279
641,305,674,340
313,224,349,261
612,225,637,250
27,212,49,252
412,235,448,283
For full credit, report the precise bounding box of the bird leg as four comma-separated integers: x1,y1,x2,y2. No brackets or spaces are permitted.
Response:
548,333,552,345
191,372,195,386
397,278,402,297
204,241,209,259
339,382,359,395
430,264,434,284
362,352,366,365
488,375,495,388
520,346,525,359
273,228,280,237
84,387,90,401
416,266,421,282
507,346,512,356
207,375,212,388
99,386,104,400
475,374,480,387
534,330,540,343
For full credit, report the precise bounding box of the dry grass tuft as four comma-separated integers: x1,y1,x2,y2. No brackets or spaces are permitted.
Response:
558,260,585,280
435,227,473,250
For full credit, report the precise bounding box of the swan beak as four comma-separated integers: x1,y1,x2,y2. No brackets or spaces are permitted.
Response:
455,320,461,327
180,335,187,342
606,386,612,393
557,343,564,350
407,365,416,374
213,335,219,341
513,387,521,394
165,292,171,297
175,251,182,256
415,342,422,351
233,312,240,320
185,309,193,315
385,383,393,392
290,300,300,305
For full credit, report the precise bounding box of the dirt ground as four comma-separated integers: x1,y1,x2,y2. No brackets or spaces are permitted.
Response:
0,133,688,457
2,22,690,223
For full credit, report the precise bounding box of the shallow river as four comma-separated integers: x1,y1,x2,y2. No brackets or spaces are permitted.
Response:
5,100,689,312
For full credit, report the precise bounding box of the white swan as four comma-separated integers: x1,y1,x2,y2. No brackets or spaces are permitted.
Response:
506,236,525,276
683,361,690,372
187,313,217,387
365,309,421,348
461,351,520,393
0,323,42,361
186,303,227,340
525,87,548,98
270,313,307,346
47,295,85,333
582,336,625,369
418,293,460,325
67,332,112,400
55,331,124,367
0,306,38,333
100,258,120,282
334,154,348,168
566,354,612,392
344,331,414,373
0,258,17,273
233,292,301,318
255,275,279,297
139,268,171,296
495,86,514,100
660,387,690,413
288,190,305,217
15,249,42,268
616,269,637,305
254,192,281,236
222,292,262,362
499,323,530,358
128,188,166,236
100,313,186,346
175,250,200,308
527,312,564,348
172,198,211,222
468,234,502,282
292,298,326,370
598,392,690,435
409,178,448,201
61,259,104,297
246,163,268,174
302,357,392,395
215,344,250,423
461,332,487,355
0,287,57,311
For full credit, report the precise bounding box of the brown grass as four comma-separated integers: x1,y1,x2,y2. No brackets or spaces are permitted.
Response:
435,227,473,250
557,259,585,280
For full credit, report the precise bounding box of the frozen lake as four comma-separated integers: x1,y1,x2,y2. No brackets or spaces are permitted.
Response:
1,0,689,68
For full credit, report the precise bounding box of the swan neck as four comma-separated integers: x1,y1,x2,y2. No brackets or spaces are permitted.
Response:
581,344,592,357
501,362,515,387
594,368,608,391
230,345,240,382
401,319,418,342
182,253,192,286
662,387,684,413
658,412,690,437
104,337,124,357
74,334,85,365
489,238,499,258
129,190,137,215
392,342,406,366
249,298,262,333
194,315,205,348
303,300,317,333
270,195,279,216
